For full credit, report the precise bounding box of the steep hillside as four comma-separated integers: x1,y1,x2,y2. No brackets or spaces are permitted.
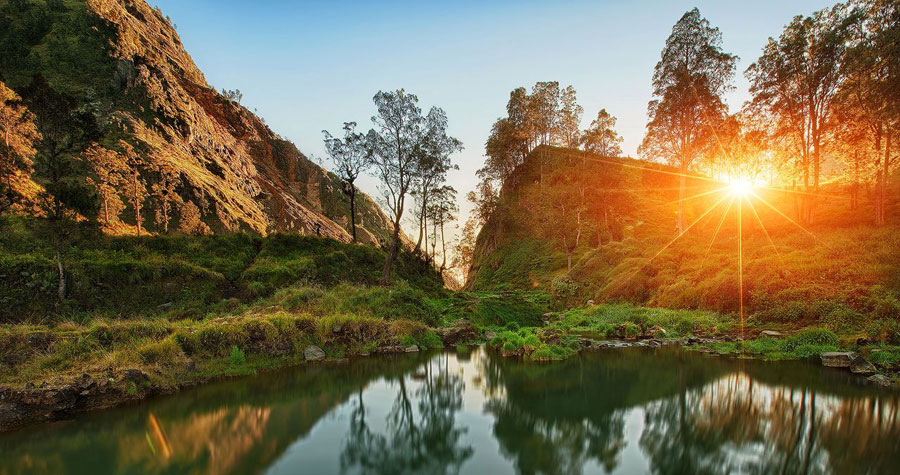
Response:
0,0,393,244
469,146,900,323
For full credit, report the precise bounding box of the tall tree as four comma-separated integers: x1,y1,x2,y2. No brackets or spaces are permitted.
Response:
367,90,460,284
411,108,461,256
451,216,478,283
640,8,737,233
82,143,127,226
117,140,147,236
428,185,458,274
323,122,369,241
839,0,900,226
557,85,583,148
0,82,40,213
149,157,181,234
746,5,851,223
581,109,623,157
25,77,99,302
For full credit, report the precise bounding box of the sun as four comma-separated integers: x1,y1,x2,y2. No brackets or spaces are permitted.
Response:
728,178,753,197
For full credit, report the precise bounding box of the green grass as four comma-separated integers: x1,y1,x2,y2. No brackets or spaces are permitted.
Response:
697,328,842,360
487,327,579,361
548,303,733,338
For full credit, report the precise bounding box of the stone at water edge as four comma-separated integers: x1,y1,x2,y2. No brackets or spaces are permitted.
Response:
820,352,857,368
867,374,894,387
850,357,877,375
304,345,326,362
484,330,497,341
405,345,419,353
760,330,784,338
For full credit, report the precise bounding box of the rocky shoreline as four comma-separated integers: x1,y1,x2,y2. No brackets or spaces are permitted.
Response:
2,324,895,433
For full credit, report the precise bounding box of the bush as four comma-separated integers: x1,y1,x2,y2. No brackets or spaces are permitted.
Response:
867,319,900,345
229,345,246,365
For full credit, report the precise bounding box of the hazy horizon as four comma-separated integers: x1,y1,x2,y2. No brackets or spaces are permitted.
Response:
150,0,833,239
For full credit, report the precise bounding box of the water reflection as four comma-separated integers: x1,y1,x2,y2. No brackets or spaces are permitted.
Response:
0,347,897,474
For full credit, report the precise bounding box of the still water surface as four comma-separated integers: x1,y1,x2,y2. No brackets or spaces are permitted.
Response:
1,346,898,474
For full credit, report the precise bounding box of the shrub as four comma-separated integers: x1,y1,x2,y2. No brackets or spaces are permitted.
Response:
229,345,246,365
781,328,840,353
867,319,900,345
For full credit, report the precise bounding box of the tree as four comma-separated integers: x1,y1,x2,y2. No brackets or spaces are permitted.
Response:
451,216,478,284
557,85,583,148
746,5,851,223
0,82,40,213
838,0,900,226
581,109,623,157
427,185,458,274
82,143,128,226
323,122,368,242
149,157,181,234
221,89,243,103
117,140,148,236
25,77,99,302
411,108,461,257
366,90,461,284
179,200,211,235
640,8,737,233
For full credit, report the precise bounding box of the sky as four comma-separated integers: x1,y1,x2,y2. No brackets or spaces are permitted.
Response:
149,0,833,246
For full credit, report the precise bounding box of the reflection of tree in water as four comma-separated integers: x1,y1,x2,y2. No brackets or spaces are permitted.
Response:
479,350,627,474
340,353,473,474
487,399,625,474
640,373,900,475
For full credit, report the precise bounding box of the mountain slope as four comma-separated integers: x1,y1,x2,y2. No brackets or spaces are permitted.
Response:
0,0,393,244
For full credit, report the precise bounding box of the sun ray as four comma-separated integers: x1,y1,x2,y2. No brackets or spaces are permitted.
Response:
620,194,731,286
750,191,829,247
646,185,731,211
700,195,734,269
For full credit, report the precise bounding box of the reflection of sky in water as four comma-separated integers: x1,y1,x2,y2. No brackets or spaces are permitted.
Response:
1,347,898,474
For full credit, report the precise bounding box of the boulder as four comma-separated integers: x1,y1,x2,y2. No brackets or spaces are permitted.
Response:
644,326,667,339
760,330,784,338
304,345,326,362
405,345,419,353
484,330,497,341
820,352,856,368
587,300,596,306
434,321,476,346
867,374,893,387
331,325,343,334
850,357,877,375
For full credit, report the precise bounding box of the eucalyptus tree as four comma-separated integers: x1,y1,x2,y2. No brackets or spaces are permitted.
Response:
367,90,461,284
323,122,368,241
640,8,737,233
411,108,461,256
838,0,900,226
427,185,458,274
747,5,852,223
581,109,623,157
557,85,583,148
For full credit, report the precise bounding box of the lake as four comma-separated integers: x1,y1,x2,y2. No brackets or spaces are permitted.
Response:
1,346,897,474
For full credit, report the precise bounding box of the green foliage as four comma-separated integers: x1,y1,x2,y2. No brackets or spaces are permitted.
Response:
0,216,443,323
697,328,841,360
229,345,246,366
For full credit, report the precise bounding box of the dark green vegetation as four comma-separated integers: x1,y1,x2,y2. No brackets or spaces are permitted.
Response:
2,348,897,474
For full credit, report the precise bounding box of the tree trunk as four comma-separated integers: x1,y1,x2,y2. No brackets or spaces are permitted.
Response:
349,185,357,242
676,168,686,234
440,219,447,275
162,199,168,234
381,214,402,285
55,246,66,303
566,251,572,272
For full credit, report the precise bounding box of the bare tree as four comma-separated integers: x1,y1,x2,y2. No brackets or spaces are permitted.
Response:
323,122,369,241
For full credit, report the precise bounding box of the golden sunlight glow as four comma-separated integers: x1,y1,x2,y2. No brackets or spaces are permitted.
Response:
728,178,752,197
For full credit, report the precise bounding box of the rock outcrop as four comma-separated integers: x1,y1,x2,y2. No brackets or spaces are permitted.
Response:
0,0,395,244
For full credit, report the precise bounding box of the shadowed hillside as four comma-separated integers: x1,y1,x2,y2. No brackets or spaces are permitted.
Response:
0,0,393,243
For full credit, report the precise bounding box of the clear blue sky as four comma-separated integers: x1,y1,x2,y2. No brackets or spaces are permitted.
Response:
150,0,832,242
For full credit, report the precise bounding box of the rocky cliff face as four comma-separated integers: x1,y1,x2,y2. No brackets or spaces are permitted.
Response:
0,0,393,244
